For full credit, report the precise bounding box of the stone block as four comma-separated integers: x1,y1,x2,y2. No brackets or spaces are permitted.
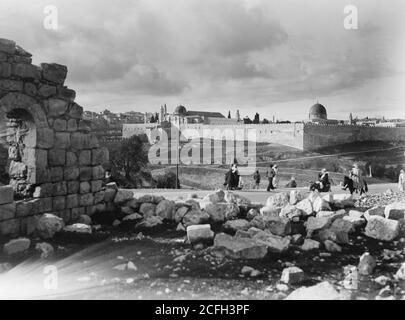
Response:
0,62,11,77
71,207,86,221
54,132,70,149
52,182,67,196
66,152,78,166
91,180,103,193
57,87,76,102
79,167,92,181
80,193,94,207
48,149,66,166
49,167,63,182
0,202,16,221
64,166,79,181
67,181,80,194
68,103,83,119
0,79,23,91
71,132,90,150
38,84,57,97
79,150,91,166
22,148,48,170
67,119,78,132
47,98,68,118
66,194,79,209
15,199,39,217
0,38,16,54
37,197,53,213
24,82,37,96
0,185,14,204
33,184,53,198
12,63,41,79
53,196,66,211
80,182,91,194
21,216,39,235
92,165,105,180
94,190,105,204
0,219,20,236
35,128,54,149
41,63,67,85
59,209,71,224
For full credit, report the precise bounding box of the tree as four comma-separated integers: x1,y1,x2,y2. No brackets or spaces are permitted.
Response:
243,116,252,124
228,110,231,119
262,118,270,124
253,113,260,124
150,114,155,123
105,134,150,187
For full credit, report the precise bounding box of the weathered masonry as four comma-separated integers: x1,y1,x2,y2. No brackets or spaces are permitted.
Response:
0,38,109,237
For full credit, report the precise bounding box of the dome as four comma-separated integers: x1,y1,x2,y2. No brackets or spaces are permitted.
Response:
309,103,327,120
174,105,187,116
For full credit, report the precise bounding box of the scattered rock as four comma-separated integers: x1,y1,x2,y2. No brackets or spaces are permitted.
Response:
365,216,400,241
290,190,307,205
35,242,54,259
281,267,305,285
136,216,164,229
286,281,343,300
223,219,250,233
202,190,225,204
324,240,342,253
279,205,302,220
3,238,31,255
122,213,143,222
291,234,305,246
364,206,385,220
384,201,405,221
296,199,314,216
358,252,376,276
63,223,92,234
253,230,291,253
241,266,261,277
187,224,214,244
246,208,260,220
37,214,64,239
266,192,290,209
342,265,359,290
301,239,321,251
139,203,157,218
114,189,134,204
156,200,176,221
212,233,268,260
374,275,390,287
306,216,332,237
332,194,355,209
312,196,332,213
395,263,405,281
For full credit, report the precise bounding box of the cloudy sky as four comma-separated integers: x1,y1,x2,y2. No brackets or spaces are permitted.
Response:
1,0,404,121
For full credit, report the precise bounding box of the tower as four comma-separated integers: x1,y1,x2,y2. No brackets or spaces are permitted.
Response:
236,110,241,122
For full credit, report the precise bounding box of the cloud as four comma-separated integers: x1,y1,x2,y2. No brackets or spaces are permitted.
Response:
0,0,404,119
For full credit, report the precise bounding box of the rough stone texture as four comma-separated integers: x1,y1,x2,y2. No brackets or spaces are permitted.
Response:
296,199,314,216
301,239,321,251
358,253,376,276
212,233,268,260
223,219,251,233
3,238,31,255
365,216,400,241
281,267,305,284
36,213,64,239
384,201,405,221
187,224,214,244
0,39,108,236
286,282,343,300
155,200,176,221
139,203,157,218
266,192,290,209
252,230,290,253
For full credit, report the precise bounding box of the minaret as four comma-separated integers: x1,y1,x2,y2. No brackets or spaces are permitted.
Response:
349,113,353,124
236,110,241,122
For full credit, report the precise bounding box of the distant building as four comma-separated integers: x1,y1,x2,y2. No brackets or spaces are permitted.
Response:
307,103,340,124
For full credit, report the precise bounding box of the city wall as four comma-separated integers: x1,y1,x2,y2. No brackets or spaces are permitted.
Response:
303,123,405,151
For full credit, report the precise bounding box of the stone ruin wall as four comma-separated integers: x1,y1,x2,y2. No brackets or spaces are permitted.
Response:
0,38,109,238
303,123,405,151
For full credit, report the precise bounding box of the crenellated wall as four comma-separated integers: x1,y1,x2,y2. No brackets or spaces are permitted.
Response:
0,38,109,237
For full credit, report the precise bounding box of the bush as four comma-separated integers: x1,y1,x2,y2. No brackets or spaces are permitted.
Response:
154,171,179,189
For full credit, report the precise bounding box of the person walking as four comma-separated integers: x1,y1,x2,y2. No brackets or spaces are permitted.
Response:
266,164,275,192
350,163,365,195
399,169,405,192
253,170,261,190
224,163,240,190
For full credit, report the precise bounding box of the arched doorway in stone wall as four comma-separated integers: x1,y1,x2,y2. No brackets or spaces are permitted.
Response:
0,93,48,200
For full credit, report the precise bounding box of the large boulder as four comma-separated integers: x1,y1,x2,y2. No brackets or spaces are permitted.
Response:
202,189,225,204
260,206,280,217
266,192,290,209
114,189,134,204
312,196,332,213
331,194,355,209
279,205,302,220
37,214,64,239
155,200,176,221
204,203,239,223
224,191,251,207
249,215,291,236
290,190,307,205
212,233,268,260
286,282,343,300
182,209,210,227
296,199,314,216
281,267,305,285
187,225,214,244
343,211,366,228
3,238,31,255
224,219,251,233
306,216,332,237
365,216,400,241
364,206,385,220
384,201,405,220
252,230,290,253
139,203,157,218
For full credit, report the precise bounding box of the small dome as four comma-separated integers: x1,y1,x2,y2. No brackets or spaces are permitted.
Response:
309,103,327,120
174,105,187,116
